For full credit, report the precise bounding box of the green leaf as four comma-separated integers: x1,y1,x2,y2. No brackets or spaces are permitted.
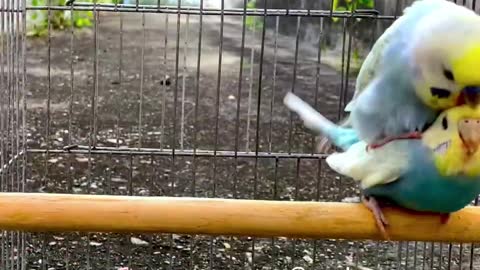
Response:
332,5,347,22
245,15,263,31
27,0,115,33
358,0,374,8
366,0,374,8
332,0,339,11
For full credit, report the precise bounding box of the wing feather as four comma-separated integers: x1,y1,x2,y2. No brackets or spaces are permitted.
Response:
326,141,410,189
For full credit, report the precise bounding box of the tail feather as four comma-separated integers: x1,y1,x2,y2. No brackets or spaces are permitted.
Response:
283,92,359,152
283,92,337,135
316,116,352,153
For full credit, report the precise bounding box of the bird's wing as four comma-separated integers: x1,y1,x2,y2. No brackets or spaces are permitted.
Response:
345,33,392,113
344,13,400,113
345,0,451,113
326,141,411,189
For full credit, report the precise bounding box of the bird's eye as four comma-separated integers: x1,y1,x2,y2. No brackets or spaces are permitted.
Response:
441,116,448,130
443,68,454,81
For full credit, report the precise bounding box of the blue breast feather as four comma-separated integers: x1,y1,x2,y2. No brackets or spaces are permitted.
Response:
363,141,480,213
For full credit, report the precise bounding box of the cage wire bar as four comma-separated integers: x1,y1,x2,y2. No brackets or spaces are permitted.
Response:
0,0,479,269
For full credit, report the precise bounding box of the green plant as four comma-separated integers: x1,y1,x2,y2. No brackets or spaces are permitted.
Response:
331,0,374,22
245,0,263,32
27,0,118,37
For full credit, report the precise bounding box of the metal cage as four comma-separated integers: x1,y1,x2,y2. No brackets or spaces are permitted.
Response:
1,0,479,269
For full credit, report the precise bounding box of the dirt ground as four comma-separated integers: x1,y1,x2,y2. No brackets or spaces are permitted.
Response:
15,11,479,270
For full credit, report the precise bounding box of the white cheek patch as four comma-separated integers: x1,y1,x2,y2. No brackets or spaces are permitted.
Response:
433,140,451,155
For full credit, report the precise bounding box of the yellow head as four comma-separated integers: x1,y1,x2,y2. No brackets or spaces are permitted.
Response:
422,104,480,177
409,2,480,109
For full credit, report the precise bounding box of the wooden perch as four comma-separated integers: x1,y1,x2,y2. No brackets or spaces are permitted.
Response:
0,192,479,243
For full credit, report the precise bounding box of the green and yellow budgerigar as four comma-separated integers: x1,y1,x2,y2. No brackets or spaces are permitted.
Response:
318,0,480,153
284,92,480,239
327,104,480,239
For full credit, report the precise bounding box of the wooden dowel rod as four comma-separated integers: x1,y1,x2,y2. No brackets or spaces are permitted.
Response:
0,193,479,242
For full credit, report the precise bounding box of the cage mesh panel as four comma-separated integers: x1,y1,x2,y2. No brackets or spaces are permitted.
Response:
0,0,479,269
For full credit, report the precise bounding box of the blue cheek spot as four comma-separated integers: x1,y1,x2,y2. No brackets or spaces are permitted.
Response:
464,86,480,95
462,86,480,105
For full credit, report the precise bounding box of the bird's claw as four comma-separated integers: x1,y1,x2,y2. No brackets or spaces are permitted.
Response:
362,196,390,240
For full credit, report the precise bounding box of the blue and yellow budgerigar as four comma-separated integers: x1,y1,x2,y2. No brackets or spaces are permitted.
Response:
284,92,480,239
318,0,480,153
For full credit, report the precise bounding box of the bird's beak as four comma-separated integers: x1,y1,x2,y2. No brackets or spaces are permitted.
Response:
458,118,480,155
457,86,480,107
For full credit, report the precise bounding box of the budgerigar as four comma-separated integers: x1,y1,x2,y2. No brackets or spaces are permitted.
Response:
284,92,480,239
318,0,480,153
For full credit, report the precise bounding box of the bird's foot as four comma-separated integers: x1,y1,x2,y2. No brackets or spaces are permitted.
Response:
440,213,450,224
366,132,423,151
362,195,390,240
